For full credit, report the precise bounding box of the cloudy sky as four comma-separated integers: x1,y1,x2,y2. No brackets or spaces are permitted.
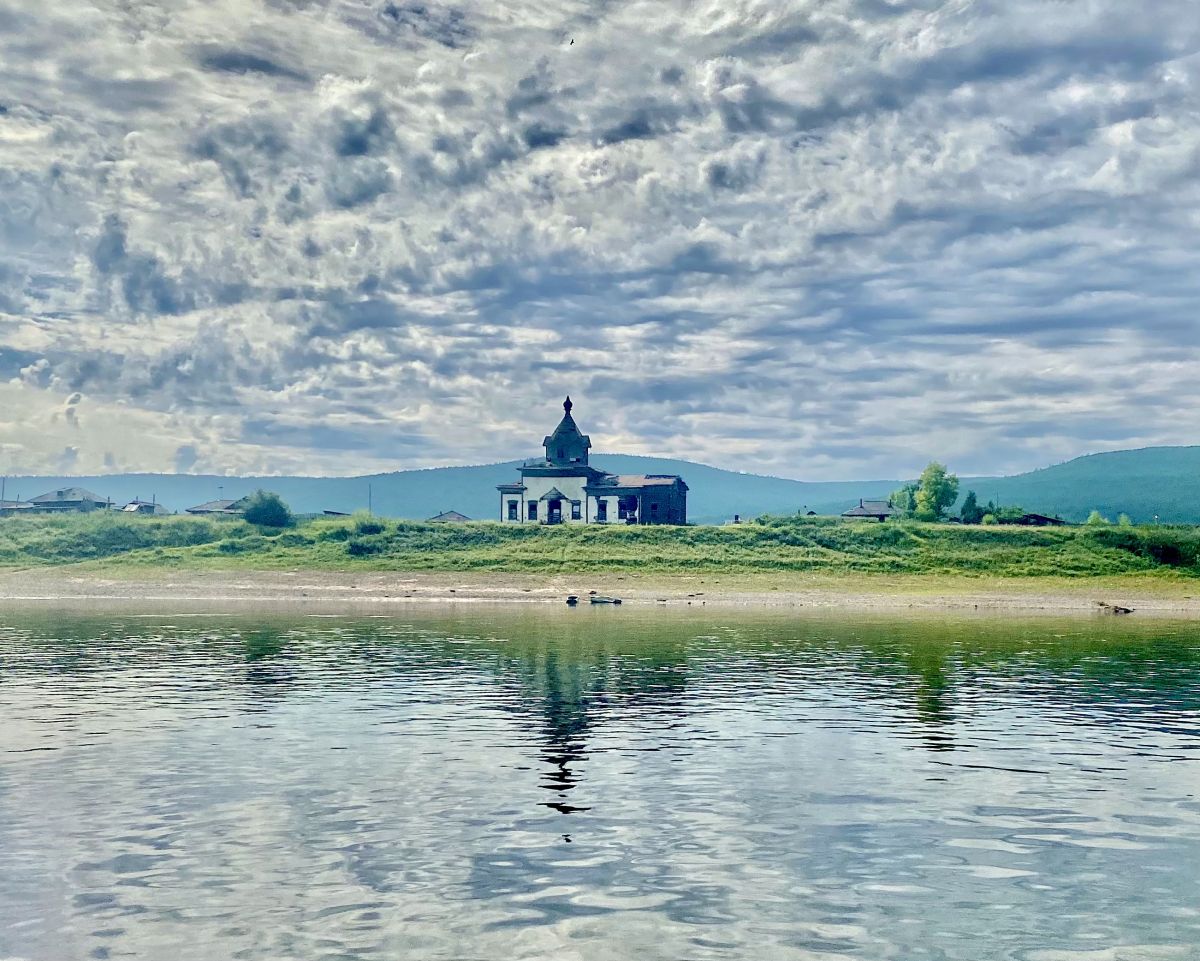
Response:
2,0,1199,480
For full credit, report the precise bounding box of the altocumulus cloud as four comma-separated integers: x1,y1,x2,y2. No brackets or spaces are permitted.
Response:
1,0,1200,478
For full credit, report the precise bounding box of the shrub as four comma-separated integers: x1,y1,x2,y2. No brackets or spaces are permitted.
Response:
1086,527,1200,568
355,517,386,535
241,490,294,528
347,538,383,556
217,535,267,554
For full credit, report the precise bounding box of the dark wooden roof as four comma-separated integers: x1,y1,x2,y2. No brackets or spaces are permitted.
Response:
428,510,472,522
1011,512,1067,526
842,499,897,517
185,499,241,513
585,473,688,493
29,487,107,504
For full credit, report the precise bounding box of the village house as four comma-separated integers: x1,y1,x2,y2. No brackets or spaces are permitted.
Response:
842,499,898,522
120,499,170,516
428,510,472,522
185,497,250,516
497,397,688,525
27,487,111,513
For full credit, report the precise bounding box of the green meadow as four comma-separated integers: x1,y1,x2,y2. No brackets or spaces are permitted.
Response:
2,511,1200,580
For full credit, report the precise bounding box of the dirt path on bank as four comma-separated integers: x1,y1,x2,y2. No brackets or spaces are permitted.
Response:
1,567,1199,617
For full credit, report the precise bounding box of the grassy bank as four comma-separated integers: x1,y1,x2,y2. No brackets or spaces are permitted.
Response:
2,512,1200,580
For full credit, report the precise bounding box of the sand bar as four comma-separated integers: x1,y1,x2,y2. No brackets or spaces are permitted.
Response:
1,567,1199,617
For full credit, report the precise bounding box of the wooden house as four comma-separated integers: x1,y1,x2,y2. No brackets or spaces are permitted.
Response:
185,497,249,516
27,487,110,513
428,510,472,522
841,499,898,522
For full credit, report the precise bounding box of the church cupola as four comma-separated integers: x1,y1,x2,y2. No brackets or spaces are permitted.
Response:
543,396,591,466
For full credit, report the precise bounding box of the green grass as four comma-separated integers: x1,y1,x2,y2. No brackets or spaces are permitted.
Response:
3,512,1200,580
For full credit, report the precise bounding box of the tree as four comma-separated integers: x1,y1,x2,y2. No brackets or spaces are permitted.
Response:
1086,509,1109,526
242,490,294,528
960,490,984,524
1118,513,1133,527
913,462,959,522
890,483,918,519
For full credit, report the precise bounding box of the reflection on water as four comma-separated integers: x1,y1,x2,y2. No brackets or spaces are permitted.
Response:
1,606,1199,960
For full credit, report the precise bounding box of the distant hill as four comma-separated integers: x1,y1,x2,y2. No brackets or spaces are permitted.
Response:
2,445,1198,524
0,455,896,525
963,446,1200,524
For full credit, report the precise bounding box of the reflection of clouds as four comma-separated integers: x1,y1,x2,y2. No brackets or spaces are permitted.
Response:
0,611,1199,959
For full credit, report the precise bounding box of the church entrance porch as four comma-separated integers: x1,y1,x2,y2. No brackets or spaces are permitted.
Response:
539,486,570,525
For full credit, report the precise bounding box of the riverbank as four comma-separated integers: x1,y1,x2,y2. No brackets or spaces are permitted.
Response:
4,512,1200,578
2,513,1200,616
2,567,1199,616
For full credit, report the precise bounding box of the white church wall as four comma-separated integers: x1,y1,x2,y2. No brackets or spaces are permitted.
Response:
499,493,522,523
588,495,616,524
520,474,589,523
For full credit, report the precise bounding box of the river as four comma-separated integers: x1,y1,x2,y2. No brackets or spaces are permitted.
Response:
1,605,1198,960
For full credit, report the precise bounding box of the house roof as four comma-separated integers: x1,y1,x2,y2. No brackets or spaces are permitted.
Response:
0,500,34,510
121,500,169,514
428,510,471,522
587,473,687,491
1015,512,1066,525
842,499,896,517
539,486,569,501
185,499,240,513
28,487,107,504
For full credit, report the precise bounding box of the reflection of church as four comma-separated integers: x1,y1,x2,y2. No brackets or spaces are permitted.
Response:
496,397,688,525
505,642,694,822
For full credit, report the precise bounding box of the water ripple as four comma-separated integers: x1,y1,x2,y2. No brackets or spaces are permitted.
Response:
0,608,1198,959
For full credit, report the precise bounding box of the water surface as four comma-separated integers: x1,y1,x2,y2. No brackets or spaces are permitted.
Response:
2,605,1199,960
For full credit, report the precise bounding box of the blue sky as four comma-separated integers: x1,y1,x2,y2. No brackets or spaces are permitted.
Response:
1,0,1199,480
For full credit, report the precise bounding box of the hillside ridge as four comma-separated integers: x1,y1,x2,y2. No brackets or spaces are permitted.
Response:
3,445,1199,524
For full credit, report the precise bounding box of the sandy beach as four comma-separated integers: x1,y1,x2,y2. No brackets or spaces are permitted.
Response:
1,567,1198,617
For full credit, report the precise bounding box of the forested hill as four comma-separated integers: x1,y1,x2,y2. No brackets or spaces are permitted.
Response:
971,446,1200,523
3,446,1199,524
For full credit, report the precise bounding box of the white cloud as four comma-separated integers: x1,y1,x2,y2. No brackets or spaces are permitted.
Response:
1,0,1199,479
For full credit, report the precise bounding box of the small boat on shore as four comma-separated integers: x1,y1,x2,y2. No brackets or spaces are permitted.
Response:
589,596,622,605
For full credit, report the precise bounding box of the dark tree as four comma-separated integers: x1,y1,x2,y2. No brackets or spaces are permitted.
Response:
960,490,984,524
242,490,294,528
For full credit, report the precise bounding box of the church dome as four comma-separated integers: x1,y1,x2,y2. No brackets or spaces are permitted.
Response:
543,396,592,466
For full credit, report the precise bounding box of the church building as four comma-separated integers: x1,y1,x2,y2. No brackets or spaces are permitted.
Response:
497,398,688,525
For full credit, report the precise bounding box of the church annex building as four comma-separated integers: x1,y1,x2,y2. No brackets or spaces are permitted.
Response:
497,398,688,525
